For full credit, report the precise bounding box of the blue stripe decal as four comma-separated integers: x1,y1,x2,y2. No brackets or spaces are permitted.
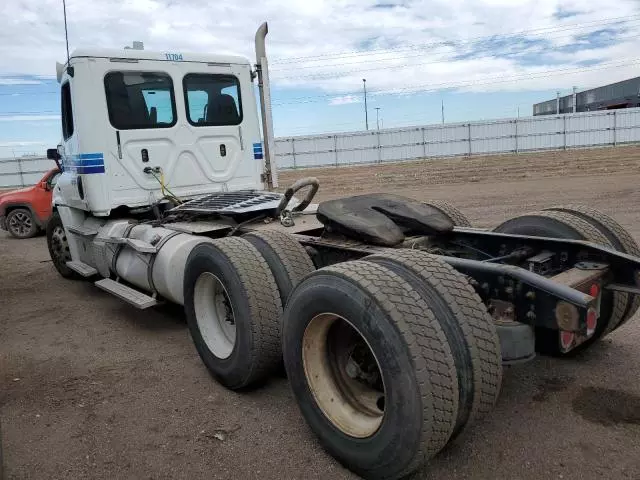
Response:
252,142,264,160
65,152,105,174
73,158,104,167
78,153,104,160
75,165,105,174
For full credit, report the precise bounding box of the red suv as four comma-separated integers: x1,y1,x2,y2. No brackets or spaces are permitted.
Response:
0,168,60,238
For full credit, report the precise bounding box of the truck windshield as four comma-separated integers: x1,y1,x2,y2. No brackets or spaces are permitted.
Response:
104,71,177,129
183,74,242,126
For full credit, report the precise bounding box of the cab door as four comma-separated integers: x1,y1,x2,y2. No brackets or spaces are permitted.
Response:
55,77,87,211
102,68,180,206
180,66,259,192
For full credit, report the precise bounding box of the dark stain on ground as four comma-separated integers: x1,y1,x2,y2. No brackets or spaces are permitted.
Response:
572,387,640,426
532,376,575,402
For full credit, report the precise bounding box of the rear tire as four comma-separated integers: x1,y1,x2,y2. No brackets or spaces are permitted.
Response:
423,200,472,227
46,211,81,279
364,250,502,440
283,260,459,480
544,204,640,331
494,210,626,355
6,208,37,238
183,238,282,389
243,230,315,307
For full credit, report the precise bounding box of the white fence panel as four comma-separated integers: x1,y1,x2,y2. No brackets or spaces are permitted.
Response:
518,116,564,136
4,108,640,188
274,139,293,156
0,157,58,188
380,144,423,162
518,132,564,151
294,135,335,154
274,107,640,169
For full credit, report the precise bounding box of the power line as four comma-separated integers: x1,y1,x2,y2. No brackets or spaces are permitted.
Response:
274,33,640,81
0,111,59,116
270,14,640,64
272,17,640,71
272,57,640,106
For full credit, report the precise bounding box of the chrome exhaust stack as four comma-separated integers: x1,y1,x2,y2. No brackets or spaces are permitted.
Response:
255,22,278,189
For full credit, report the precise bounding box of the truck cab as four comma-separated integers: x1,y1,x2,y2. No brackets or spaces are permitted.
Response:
54,47,265,216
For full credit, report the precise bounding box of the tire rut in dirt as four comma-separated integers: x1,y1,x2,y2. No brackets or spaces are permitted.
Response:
423,200,472,227
494,210,626,355
544,204,640,331
364,250,502,440
183,237,282,390
283,260,459,479
243,230,315,308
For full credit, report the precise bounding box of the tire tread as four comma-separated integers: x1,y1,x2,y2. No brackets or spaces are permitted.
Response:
321,260,459,476
365,250,502,436
424,200,472,227
202,237,282,387
544,204,640,330
243,230,315,306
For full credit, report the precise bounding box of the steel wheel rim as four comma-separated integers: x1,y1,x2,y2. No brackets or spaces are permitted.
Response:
194,272,237,359
50,225,71,264
302,313,386,438
9,212,32,236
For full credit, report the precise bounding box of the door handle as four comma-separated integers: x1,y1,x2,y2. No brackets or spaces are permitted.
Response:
220,144,227,157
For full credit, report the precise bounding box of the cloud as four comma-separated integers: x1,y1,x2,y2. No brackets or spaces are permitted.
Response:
0,115,59,122
0,77,42,85
0,141,47,147
0,0,639,102
329,94,362,105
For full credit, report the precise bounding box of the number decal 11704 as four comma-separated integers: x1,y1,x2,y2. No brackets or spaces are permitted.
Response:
164,53,183,61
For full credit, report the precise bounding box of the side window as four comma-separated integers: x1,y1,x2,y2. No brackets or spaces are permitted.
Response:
61,82,74,140
183,74,242,126
104,71,176,129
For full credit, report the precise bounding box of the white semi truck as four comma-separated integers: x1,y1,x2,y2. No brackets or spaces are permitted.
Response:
46,22,640,480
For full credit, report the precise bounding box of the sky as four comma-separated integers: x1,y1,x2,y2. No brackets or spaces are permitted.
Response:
2,0,640,158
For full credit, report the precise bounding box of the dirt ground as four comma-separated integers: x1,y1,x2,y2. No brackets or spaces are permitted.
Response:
2,146,640,480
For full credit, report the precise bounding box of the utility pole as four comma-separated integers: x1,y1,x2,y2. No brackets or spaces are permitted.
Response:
362,79,369,130
572,86,577,113
556,91,560,114
441,98,445,124
375,107,381,130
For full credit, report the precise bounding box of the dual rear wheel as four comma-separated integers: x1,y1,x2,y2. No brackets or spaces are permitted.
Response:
494,205,639,355
283,255,501,479
184,230,501,479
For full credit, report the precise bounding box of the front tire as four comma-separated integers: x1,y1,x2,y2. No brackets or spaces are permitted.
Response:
46,211,81,279
283,260,459,479
183,238,282,390
6,208,37,238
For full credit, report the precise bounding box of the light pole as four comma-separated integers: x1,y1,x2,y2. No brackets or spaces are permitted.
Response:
375,107,381,130
363,78,369,130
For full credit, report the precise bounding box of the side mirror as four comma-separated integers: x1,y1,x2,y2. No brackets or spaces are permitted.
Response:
47,146,63,171
40,180,51,191
46,148,60,161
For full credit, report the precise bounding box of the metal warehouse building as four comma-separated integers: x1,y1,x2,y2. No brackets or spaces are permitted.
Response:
533,77,640,116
